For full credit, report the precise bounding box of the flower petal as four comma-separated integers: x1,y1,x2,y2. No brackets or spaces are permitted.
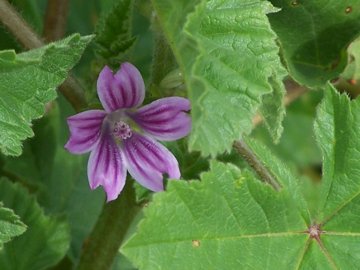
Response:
128,97,191,141
87,131,126,202
97,63,145,112
123,133,180,192
65,110,106,154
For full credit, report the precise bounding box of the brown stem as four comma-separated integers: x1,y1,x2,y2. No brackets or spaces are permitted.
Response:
43,0,69,42
0,0,87,112
0,0,43,49
233,140,282,191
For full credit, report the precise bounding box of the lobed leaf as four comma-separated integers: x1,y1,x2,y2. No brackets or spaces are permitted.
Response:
122,161,308,269
152,0,287,156
0,34,92,156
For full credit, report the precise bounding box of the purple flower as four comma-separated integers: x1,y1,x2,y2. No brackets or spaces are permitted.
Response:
65,63,191,201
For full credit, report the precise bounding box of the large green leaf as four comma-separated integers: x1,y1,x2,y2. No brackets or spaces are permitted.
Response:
0,34,92,156
268,0,360,87
122,161,308,269
0,179,70,270
152,0,287,156
122,86,360,268
0,203,26,246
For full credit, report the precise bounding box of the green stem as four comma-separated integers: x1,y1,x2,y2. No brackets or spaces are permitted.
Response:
233,140,281,191
0,0,87,112
76,182,139,270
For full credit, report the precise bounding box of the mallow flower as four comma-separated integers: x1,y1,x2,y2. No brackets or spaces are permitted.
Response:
65,63,191,201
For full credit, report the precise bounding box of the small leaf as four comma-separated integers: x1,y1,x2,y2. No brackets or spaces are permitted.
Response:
0,203,26,246
95,0,136,61
268,0,360,87
153,0,287,156
0,34,93,156
0,179,70,270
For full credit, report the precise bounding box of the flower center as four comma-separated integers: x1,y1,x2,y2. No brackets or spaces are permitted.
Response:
112,121,132,140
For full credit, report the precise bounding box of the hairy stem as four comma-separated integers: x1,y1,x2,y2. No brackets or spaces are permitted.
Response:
43,0,69,42
0,0,43,49
233,140,282,191
234,80,308,191
0,0,87,112
76,182,139,270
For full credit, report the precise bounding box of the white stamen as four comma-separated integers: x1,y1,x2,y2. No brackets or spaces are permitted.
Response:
112,121,132,140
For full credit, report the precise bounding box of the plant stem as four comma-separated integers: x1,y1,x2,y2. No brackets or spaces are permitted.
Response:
77,182,139,270
0,0,43,49
43,0,69,42
0,0,87,112
233,140,281,191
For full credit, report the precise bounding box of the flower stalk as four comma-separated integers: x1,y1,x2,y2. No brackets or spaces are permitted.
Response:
77,182,140,270
0,0,43,49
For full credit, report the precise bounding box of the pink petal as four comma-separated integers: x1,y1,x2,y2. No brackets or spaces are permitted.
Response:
97,63,145,112
65,110,107,154
123,133,180,192
87,131,126,202
128,97,191,141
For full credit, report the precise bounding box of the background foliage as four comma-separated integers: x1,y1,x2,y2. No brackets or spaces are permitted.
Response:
0,0,360,269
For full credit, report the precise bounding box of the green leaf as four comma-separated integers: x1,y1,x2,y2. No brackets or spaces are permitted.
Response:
0,34,93,156
152,0,287,156
0,179,70,270
0,203,26,246
123,86,360,268
268,0,360,87
314,84,360,220
95,0,136,61
122,161,308,269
